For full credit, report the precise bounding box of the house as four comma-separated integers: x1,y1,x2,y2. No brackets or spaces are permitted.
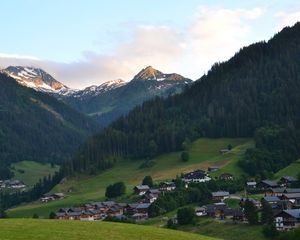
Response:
143,189,160,203
257,180,278,189
284,188,300,194
280,176,296,187
182,170,211,183
282,193,300,205
274,209,300,231
261,196,281,205
208,166,220,172
265,188,285,197
159,182,176,191
206,202,228,219
133,185,150,195
240,198,262,209
212,191,230,201
219,173,233,181
219,149,230,154
246,181,257,189
195,207,207,216
126,203,151,218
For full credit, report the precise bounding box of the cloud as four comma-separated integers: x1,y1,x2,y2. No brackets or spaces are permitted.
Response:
186,7,264,73
275,10,300,31
0,6,264,88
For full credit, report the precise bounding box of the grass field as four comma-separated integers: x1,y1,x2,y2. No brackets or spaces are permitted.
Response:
274,159,300,180
0,219,218,240
11,161,60,188
8,138,252,218
178,217,267,240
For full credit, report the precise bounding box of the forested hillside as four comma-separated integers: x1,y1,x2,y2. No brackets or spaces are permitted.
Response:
70,23,300,174
0,73,98,178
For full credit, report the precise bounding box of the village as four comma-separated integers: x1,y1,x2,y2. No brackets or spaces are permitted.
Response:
49,165,300,232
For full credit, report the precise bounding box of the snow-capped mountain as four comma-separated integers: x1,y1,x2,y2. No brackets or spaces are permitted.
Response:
1,66,69,93
70,79,126,99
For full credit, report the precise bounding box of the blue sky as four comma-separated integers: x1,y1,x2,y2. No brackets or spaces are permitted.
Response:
1,0,300,88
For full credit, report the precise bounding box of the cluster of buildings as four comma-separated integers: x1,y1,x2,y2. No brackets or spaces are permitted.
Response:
54,181,177,221
0,179,26,189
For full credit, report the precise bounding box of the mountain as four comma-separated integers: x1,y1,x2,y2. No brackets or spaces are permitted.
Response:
1,66,69,93
71,23,300,174
0,72,98,178
61,66,192,126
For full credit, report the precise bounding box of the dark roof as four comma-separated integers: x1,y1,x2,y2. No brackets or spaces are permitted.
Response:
283,193,300,199
212,191,230,197
159,181,176,187
147,189,160,194
134,185,150,190
262,196,280,202
260,180,278,187
285,188,300,193
269,188,285,193
102,201,115,207
183,170,207,179
279,209,300,219
136,203,151,209
281,176,296,182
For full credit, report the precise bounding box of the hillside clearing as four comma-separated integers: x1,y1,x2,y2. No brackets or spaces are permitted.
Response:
8,138,252,218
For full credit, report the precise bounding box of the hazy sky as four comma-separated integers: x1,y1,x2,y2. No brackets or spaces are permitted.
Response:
0,0,300,88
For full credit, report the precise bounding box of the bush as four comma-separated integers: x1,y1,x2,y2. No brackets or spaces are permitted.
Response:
181,151,189,162
177,207,195,225
262,224,279,239
105,182,126,198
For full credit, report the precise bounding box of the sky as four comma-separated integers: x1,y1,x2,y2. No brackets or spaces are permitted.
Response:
0,0,300,88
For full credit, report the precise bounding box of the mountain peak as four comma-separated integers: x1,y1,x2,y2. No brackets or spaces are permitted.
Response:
2,66,66,92
133,66,164,81
132,66,191,82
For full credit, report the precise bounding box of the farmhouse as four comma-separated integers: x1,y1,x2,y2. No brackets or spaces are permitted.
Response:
182,170,211,183
275,209,300,231
195,207,207,216
265,188,285,197
212,191,230,201
282,193,300,205
280,176,296,187
133,185,150,195
143,189,160,203
257,180,278,189
246,181,257,189
284,188,300,194
159,181,176,191
261,196,281,205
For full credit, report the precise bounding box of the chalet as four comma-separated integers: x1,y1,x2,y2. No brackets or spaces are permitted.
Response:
265,188,285,197
208,166,220,172
246,181,257,189
143,189,160,203
261,196,281,205
159,181,176,191
219,173,233,181
275,209,300,231
280,176,296,187
240,198,261,209
1,179,26,189
127,203,151,218
282,193,300,205
206,202,228,219
257,180,278,189
107,205,124,216
195,207,207,216
219,149,230,154
284,188,300,194
182,170,211,183
133,185,150,195
211,191,230,201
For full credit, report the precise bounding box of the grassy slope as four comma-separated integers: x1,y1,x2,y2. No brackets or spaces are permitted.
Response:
8,138,252,218
0,219,217,240
179,217,266,240
11,161,60,188
274,159,300,180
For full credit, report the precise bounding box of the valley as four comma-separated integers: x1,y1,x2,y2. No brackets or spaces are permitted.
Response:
8,138,251,218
